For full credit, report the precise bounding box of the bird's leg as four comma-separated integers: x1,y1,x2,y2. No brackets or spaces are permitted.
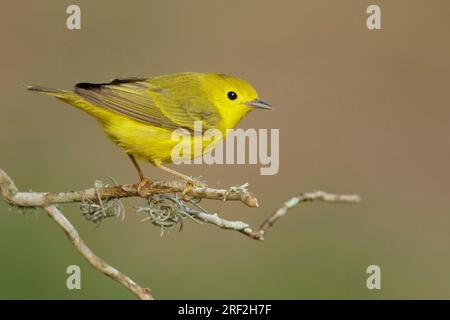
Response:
127,154,151,196
154,163,206,188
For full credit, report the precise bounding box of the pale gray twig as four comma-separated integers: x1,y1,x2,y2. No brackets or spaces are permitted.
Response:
0,168,152,300
44,205,152,300
185,191,360,240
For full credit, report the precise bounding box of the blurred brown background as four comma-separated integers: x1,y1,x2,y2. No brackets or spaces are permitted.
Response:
0,0,449,299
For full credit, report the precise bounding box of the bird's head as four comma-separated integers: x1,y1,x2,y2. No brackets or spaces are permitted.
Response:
203,73,272,129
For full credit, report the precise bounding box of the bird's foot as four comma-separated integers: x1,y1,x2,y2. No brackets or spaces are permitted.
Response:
184,176,207,188
180,177,207,199
181,182,194,199
137,177,152,197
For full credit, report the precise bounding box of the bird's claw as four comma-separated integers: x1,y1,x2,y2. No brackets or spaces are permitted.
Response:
180,177,207,200
187,176,207,188
137,177,152,197
181,182,194,199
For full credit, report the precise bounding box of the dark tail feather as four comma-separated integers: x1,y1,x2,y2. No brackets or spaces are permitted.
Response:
26,85,62,93
26,85,72,99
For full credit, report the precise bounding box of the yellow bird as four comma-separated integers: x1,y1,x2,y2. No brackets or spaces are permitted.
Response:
28,72,271,189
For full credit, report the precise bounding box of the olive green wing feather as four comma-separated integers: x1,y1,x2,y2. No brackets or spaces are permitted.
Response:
74,77,221,132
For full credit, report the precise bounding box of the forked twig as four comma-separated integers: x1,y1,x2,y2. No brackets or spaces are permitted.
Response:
0,167,360,299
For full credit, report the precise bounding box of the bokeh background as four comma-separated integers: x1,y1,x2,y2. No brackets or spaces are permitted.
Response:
1,0,449,299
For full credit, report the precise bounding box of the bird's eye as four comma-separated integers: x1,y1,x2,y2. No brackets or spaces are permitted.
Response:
227,91,238,101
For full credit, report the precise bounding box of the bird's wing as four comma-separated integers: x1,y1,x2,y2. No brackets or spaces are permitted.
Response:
74,77,221,132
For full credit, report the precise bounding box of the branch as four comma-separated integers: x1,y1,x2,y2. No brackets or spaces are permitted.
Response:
44,205,153,300
190,191,360,240
0,167,360,298
0,168,152,300
0,174,258,208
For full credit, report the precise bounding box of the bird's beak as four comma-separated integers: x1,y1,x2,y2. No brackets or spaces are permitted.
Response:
246,99,272,110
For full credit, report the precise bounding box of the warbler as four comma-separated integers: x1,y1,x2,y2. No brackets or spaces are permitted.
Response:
28,72,271,189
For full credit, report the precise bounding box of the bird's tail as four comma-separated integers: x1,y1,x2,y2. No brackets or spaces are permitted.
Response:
27,85,85,109
26,85,73,99
26,85,112,122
